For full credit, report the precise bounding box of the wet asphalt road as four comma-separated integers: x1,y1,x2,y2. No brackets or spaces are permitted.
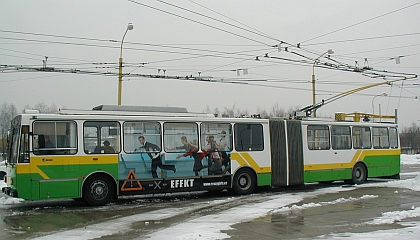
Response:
226,164,420,239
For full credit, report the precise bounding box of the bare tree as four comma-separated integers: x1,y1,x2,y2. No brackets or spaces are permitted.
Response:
269,103,286,118
257,107,269,118
287,105,301,118
221,105,236,118
25,102,58,113
212,107,220,117
207,103,299,119
236,108,248,118
203,105,212,115
0,102,18,158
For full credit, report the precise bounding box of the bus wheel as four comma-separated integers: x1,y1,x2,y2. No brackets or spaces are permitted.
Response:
351,163,367,185
82,175,115,206
232,168,256,195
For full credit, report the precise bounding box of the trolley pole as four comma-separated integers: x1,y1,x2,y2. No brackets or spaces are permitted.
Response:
312,49,334,117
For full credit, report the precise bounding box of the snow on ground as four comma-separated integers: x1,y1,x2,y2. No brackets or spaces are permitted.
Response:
145,186,359,240
0,179,6,190
0,196,24,205
401,153,420,165
270,194,379,214
1,154,420,239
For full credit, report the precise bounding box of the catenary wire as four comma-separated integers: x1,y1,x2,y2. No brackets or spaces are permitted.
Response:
300,2,420,44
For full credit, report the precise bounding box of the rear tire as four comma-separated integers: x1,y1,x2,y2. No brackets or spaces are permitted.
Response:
82,175,116,206
232,168,256,195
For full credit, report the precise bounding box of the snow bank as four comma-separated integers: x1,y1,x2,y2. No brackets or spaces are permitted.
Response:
0,196,24,204
365,206,420,225
401,154,420,165
271,195,378,214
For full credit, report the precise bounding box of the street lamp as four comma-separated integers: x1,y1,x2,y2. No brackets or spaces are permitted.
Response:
118,23,134,105
312,49,334,117
372,93,387,114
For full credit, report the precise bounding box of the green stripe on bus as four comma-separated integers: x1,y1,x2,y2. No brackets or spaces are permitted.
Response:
303,154,400,183
257,173,271,186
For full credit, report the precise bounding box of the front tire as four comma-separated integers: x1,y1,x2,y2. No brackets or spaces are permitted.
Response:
82,175,116,206
350,162,367,185
231,168,256,195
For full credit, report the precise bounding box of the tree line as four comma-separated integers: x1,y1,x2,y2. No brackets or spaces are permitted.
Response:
204,102,300,118
400,123,420,154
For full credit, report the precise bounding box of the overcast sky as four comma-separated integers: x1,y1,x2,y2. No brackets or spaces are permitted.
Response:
1,0,419,127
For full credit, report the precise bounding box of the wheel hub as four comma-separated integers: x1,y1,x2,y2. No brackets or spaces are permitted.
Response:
355,170,361,178
91,181,107,199
239,177,248,187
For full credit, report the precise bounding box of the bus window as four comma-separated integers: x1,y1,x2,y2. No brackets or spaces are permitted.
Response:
389,127,399,149
234,124,263,151
200,123,232,151
372,127,390,149
124,122,161,153
331,126,351,150
307,125,330,150
84,121,120,154
33,121,77,155
56,122,77,154
163,122,197,152
352,127,372,149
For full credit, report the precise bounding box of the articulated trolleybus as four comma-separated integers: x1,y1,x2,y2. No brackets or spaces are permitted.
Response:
2,105,400,205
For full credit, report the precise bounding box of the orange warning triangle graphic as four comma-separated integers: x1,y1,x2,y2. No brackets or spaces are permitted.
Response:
121,170,143,191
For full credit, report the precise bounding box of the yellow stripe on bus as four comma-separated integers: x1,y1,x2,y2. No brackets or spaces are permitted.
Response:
230,152,271,173
16,155,119,179
16,164,50,179
304,149,400,171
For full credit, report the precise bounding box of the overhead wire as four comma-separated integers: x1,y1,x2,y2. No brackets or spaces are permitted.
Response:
1,1,418,106
2,61,417,102
149,0,291,76
0,31,275,66
303,32,420,47
4,30,413,84
187,0,277,41
293,2,420,103
156,0,280,43
2,33,416,84
4,29,417,73
0,35,280,69
0,29,265,47
332,43,420,57
127,0,271,46
0,36,265,57
300,2,420,44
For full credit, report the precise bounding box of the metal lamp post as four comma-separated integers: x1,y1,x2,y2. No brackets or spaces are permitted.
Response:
372,93,387,114
118,23,134,105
